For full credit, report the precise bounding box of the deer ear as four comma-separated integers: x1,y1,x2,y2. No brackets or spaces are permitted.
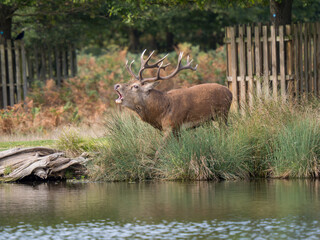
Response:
142,81,160,91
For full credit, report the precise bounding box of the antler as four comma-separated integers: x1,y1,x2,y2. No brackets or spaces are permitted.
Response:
125,60,139,80
141,52,198,84
138,49,170,80
125,50,197,83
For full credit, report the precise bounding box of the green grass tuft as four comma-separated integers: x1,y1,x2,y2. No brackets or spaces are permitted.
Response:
56,99,320,181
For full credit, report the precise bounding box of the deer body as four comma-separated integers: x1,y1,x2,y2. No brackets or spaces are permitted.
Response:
114,50,232,136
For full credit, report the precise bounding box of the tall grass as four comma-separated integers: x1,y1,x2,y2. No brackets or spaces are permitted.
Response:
60,99,320,181
57,99,320,181
267,119,320,178
87,112,161,181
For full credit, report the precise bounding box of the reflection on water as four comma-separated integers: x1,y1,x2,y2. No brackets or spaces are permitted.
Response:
1,180,320,239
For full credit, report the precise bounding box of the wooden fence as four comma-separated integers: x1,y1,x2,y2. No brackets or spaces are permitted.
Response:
0,38,77,109
225,22,320,109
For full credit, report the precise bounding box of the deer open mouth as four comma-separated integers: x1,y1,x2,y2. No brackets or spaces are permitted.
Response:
115,90,123,104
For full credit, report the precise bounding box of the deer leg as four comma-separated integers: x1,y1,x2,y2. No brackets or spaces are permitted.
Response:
172,128,181,140
154,128,179,160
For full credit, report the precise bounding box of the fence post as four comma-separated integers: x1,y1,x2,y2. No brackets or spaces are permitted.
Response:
313,23,317,95
286,24,294,100
271,25,277,100
255,26,262,99
279,26,286,102
15,40,22,103
7,40,14,106
293,24,300,100
0,42,7,108
317,22,320,96
21,41,27,101
230,26,238,110
247,25,253,107
263,26,270,99
304,23,309,94
239,25,246,111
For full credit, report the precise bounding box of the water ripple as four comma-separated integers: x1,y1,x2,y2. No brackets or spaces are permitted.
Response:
1,217,320,240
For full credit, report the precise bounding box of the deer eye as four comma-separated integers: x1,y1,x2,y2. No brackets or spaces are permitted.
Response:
132,85,139,89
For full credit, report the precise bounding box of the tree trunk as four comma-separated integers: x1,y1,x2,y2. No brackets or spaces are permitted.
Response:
128,28,140,52
0,3,16,40
270,0,293,29
166,31,174,51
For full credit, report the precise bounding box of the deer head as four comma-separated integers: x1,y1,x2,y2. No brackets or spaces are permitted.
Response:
114,50,197,112
114,49,232,135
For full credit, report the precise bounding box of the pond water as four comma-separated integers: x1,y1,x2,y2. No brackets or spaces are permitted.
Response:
0,180,320,239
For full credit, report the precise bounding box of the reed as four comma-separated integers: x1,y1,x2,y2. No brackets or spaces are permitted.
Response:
58,99,320,181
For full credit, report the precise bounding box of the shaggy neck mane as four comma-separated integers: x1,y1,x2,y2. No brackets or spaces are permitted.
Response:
138,89,170,130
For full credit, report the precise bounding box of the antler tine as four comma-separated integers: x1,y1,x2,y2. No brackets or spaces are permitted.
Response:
125,60,139,80
138,50,169,80
141,51,197,84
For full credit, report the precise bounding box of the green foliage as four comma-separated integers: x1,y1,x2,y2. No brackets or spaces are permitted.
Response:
0,140,55,151
89,112,161,181
158,124,254,180
268,119,320,178
56,128,94,156
55,99,320,182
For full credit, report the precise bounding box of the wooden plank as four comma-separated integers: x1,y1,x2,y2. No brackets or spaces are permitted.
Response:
247,26,253,107
230,27,238,109
286,24,294,100
313,23,317,95
227,74,294,82
263,25,269,99
299,23,304,95
317,22,320,96
279,26,286,101
7,40,14,106
0,42,7,108
20,41,27,100
14,41,21,103
239,25,246,110
226,27,232,91
271,25,278,100
293,24,300,100
307,23,312,94
55,47,61,87
255,26,262,98
304,23,309,94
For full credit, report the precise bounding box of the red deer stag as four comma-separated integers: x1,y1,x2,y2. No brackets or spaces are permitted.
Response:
114,50,232,138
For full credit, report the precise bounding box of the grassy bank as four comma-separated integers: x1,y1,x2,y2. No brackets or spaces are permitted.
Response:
58,99,320,181
0,140,55,151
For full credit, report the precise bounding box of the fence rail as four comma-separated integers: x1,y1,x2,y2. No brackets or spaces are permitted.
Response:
225,22,320,109
0,38,77,109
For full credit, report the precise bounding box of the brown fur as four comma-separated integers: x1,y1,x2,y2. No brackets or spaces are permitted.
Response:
114,81,232,134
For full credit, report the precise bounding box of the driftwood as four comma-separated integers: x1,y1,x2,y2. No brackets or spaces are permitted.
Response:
0,147,89,182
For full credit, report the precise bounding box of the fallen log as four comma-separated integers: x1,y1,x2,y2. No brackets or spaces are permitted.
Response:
0,147,90,182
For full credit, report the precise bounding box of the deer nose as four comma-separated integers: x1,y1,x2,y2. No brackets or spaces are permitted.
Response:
114,84,120,90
